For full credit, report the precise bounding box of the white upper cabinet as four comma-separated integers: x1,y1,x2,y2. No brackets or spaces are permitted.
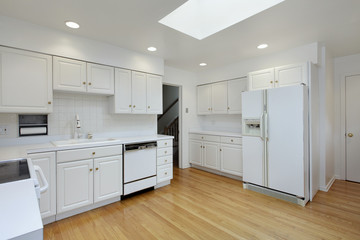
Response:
110,68,132,113
275,63,307,87
53,57,114,95
131,71,147,113
0,46,52,113
228,78,247,114
197,85,212,114
87,63,114,95
146,74,163,114
249,63,308,91
248,68,275,91
110,70,163,114
211,82,228,114
53,56,87,93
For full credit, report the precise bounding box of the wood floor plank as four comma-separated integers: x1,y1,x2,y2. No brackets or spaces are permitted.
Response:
44,168,360,239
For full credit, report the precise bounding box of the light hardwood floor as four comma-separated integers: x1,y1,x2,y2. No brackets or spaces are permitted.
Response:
44,168,360,239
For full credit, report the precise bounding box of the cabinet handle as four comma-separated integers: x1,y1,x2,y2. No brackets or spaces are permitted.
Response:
48,101,52,104
275,80,279,83
82,82,86,85
133,105,136,108
165,142,167,145
201,137,204,139
148,106,150,109
92,152,95,155
96,167,99,171
208,108,211,111
165,151,167,154
231,139,234,142
270,81,273,84
165,159,168,162
165,172,168,175
90,168,93,172
228,107,230,110
348,133,354,137
220,149,222,151
129,105,132,108
88,82,92,86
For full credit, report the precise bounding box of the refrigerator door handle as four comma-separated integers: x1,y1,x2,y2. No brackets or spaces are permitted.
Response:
260,112,265,141
264,112,268,141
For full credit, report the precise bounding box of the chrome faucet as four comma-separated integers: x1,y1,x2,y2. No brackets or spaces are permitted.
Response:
74,114,82,139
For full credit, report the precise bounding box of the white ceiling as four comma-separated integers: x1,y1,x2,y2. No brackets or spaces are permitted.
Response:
0,0,359,72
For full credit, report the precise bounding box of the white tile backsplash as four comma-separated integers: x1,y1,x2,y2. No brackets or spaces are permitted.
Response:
0,92,157,144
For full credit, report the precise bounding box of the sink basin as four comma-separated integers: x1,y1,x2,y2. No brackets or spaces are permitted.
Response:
52,138,117,147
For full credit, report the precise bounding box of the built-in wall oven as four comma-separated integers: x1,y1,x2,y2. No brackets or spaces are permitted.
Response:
123,142,157,195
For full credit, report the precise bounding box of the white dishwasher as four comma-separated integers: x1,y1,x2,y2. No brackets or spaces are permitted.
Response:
123,142,157,195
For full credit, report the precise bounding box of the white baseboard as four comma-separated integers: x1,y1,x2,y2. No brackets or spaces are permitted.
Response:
319,175,336,192
191,164,242,181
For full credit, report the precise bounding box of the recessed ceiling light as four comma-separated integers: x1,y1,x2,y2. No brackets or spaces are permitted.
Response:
257,44,268,49
65,21,80,29
147,47,157,52
199,63,207,66
159,0,285,40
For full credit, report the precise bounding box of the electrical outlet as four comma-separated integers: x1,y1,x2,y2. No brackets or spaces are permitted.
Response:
0,126,8,135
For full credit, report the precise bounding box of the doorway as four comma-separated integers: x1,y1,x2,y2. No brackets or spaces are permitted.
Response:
344,74,360,183
158,85,180,168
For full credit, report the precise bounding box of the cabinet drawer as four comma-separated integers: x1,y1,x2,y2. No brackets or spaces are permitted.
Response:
157,147,172,157
57,145,122,163
220,136,242,145
189,134,220,142
157,155,173,166
157,163,173,183
157,139,173,148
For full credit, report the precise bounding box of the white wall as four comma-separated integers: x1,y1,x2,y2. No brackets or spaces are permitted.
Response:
163,66,200,168
197,42,319,84
0,15,163,75
334,53,360,179
0,93,157,146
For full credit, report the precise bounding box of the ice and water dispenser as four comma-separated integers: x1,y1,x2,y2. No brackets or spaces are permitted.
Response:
242,118,262,137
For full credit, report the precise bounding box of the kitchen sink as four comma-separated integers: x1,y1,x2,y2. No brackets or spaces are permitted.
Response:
52,138,117,147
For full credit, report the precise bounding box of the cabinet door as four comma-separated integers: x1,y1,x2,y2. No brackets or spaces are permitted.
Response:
203,141,220,170
111,68,132,113
87,63,114,95
0,46,52,113
146,74,163,114
131,71,147,113
57,159,93,213
275,63,307,88
53,56,87,93
197,85,211,115
29,152,56,219
228,78,247,114
211,82,228,114
220,144,243,176
189,139,203,165
248,68,274,91
94,156,122,203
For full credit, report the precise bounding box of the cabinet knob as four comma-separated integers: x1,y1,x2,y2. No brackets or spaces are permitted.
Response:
208,108,211,111
92,152,95,155
148,106,150,109
165,151,167,154
228,107,230,110
165,172,168,175
165,142,167,145
133,105,136,108
165,159,168,162
48,101,52,105
83,82,86,85
348,133,354,137
96,167,99,171
201,137,204,139
129,105,132,108
220,149,222,151
90,168,93,172
88,82,92,86
270,81,273,84
275,80,279,83
231,139,233,142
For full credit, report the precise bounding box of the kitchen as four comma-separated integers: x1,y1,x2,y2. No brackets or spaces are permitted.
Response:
0,0,360,239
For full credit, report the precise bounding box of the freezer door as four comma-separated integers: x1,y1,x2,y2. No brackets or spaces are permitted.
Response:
241,90,264,118
243,136,264,186
266,85,308,197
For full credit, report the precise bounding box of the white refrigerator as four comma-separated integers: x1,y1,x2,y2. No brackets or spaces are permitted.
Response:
241,85,309,201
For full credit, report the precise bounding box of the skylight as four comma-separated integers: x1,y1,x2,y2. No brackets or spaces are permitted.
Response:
159,0,285,40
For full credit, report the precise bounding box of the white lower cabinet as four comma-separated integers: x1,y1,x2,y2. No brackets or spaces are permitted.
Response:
28,152,56,219
56,145,122,214
57,159,94,213
220,144,243,176
94,156,122,203
189,133,242,177
156,139,173,185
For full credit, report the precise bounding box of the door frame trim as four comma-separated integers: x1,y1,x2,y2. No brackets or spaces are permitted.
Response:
340,73,360,180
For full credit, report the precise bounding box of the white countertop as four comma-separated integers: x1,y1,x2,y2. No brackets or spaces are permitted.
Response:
0,179,43,240
0,134,174,161
189,130,242,137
